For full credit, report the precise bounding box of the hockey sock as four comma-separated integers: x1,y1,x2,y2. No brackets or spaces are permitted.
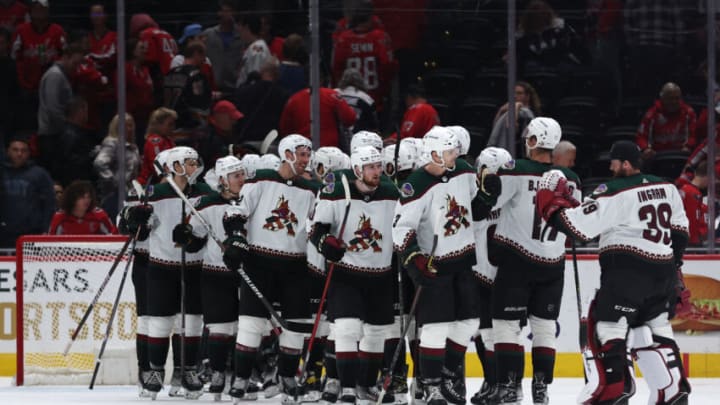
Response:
494,343,524,385
444,339,467,375
358,350,384,387
171,334,182,367
410,339,420,378
324,339,339,379
278,346,303,378
208,334,234,372
136,334,150,371
148,336,170,370
234,343,258,379
418,346,444,381
384,338,407,375
336,350,359,388
531,347,556,384
184,336,202,367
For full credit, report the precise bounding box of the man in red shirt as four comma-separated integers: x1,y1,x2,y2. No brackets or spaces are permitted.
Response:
679,160,709,245
0,0,28,33
87,3,116,75
636,82,697,158
279,85,357,147
130,13,177,104
386,84,440,143
331,6,397,111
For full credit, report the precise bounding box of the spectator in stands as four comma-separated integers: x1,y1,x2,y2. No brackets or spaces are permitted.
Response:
260,14,285,60
679,160,709,246
277,33,307,95
202,0,243,94
0,136,55,248
87,3,116,75
676,134,720,187
94,113,141,201
636,82,697,160
488,81,541,155
130,13,177,103
198,100,243,170
279,72,357,148
386,84,439,142
72,42,113,138
233,59,289,143
493,81,542,124
137,107,177,185
694,90,720,147
163,42,212,132
11,0,65,131
57,97,96,186
122,38,154,147
335,67,379,150
171,23,218,94
0,27,18,141
49,180,117,235
37,33,87,176
552,140,577,168
0,0,28,33
236,14,271,87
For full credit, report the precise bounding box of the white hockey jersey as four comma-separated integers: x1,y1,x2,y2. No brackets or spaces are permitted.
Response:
558,174,689,260
308,180,399,275
472,207,501,283
147,182,212,267
392,160,478,269
189,192,231,273
492,159,581,266
225,169,320,262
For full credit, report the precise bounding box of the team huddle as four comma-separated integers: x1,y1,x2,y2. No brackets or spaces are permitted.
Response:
119,117,692,405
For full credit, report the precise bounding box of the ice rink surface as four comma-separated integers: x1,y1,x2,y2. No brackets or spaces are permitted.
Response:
0,377,717,405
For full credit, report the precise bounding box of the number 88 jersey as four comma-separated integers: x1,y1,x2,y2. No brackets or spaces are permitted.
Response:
558,174,689,260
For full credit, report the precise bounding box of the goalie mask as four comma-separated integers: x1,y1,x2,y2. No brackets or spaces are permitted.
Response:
476,147,514,174
422,126,460,170
350,130,383,152
278,134,313,175
523,117,562,153
352,145,383,185
446,126,470,156
165,146,204,184
259,153,281,170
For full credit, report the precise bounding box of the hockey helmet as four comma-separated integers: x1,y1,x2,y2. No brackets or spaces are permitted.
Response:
350,130,383,152
476,147,514,174
165,146,204,184
523,117,562,151
422,126,460,169
446,126,471,156
351,145,383,178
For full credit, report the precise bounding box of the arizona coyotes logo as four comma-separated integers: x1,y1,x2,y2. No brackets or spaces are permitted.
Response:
263,195,299,236
347,214,383,253
443,195,470,236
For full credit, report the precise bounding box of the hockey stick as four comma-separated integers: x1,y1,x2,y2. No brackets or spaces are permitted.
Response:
377,206,445,405
155,161,288,331
296,174,352,400
64,180,153,356
392,126,405,333
179,200,187,379
89,229,139,389
260,129,279,155
571,239,588,380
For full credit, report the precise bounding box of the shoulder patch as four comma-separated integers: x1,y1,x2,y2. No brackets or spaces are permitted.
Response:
323,171,336,185
503,159,516,170
593,184,608,195
401,182,414,198
322,182,335,195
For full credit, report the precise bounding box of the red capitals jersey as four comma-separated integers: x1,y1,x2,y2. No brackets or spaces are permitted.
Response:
0,1,28,32
11,22,66,90
88,30,117,73
72,56,113,131
332,28,397,109
140,27,177,75
138,133,175,185
636,100,697,152
279,87,357,147
389,102,440,140
678,183,707,245
120,61,154,124
49,208,118,235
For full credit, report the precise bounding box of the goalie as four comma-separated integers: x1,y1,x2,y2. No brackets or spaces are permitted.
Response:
535,140,691,405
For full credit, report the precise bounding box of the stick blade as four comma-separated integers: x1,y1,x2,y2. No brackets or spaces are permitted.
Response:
340,174,351,205
260,129,279,155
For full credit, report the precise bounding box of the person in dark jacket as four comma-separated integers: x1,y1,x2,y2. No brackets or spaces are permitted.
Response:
233,59,289,143
0,136,55,248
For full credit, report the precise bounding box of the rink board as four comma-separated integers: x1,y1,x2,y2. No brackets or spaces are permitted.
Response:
2,255,720,378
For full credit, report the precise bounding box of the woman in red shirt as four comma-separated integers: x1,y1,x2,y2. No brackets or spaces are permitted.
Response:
137,107,177,185
48,180,117,235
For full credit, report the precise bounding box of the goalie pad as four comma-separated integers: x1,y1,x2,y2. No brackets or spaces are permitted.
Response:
630,326,690,405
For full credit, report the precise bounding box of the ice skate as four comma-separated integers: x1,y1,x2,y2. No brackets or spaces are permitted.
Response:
410,379,426,405
208,370,226,401
469,381,497,405
423,383,447,405
280,376,304,404
440,368,466,405
168,366,184,397
142,369,164,400
339,387,357,404
531,373,548,405
388,369,409,405
229,377,259,402
357,385,394,405
321,378,340,404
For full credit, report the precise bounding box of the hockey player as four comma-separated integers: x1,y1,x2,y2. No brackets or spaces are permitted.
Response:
475,117,580,404
222,134,320,403
125,146,211,399
468,147,514,405
393,126,493,405
309,145,399,405
535,140,691,405
445,126,471,163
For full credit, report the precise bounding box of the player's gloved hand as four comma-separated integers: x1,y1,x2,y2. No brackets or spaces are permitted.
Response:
403,251,437,287
126,204,153,227
536,170,580,221
172,223,194,246
675,267,692,317
223,212,246,237
480,172,501,198
319,234,346,262
222,235,249,270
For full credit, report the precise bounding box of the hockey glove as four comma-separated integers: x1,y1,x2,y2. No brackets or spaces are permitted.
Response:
172,223,194,247
125,204,153,227
536,177,580,222
222,235,249,270
223,212,246,237
476,170,501,206
674,267,692,318
403,251,437,287
319,234,346,262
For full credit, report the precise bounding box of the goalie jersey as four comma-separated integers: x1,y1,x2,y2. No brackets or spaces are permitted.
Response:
225,169,320,265
557,174,689,260
308,180,399,275
493,159,581,266
393,159,478,271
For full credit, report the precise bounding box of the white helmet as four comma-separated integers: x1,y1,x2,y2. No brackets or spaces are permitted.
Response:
205,155,245,191
336,151,352,170
351,145,383,178
446,126,470,156
165,146,204,184
400,137,425,167
278,134,313,161
422,126,459,169
240,154,261,179
350,130,383,152
153,149,171,176
312,146,346,178
259,153,281,170
476,147,514,174
382,139,418,176
523,117,562,150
